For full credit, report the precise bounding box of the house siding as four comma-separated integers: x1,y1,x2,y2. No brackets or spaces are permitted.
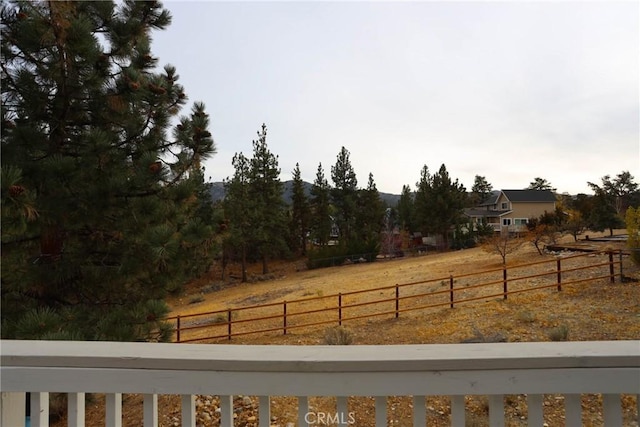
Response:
505,201,556,221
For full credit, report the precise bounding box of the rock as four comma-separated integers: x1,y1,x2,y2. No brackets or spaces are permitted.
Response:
243,396,253,407
247,415,257,422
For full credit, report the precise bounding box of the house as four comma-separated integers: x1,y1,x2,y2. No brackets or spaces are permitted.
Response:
465,189,556,234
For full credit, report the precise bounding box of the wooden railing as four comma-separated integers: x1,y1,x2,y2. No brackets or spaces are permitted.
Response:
169,250,623,343
1,340,638,427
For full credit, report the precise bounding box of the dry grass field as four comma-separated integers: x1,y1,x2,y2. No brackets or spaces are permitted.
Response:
66,231,639,427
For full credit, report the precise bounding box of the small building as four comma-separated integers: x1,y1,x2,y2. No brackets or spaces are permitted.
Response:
465,189,556,234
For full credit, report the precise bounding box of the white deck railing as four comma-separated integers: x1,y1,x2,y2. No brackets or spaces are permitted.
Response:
1,340,639,427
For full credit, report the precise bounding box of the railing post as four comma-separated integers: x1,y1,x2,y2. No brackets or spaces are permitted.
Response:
30,392,50,427
227,309,232,341
283,301,287,335
105,393,122,427
176,315,181,343
338,293,342,326
1,392,25,427
556,258,562,291
67,392,85,427
395,284,399,318
503,265,508,300
608,251,615,283
449,275,454,308
181,394,195,427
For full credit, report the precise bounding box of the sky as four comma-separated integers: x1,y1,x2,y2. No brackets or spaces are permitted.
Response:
151,0,640,196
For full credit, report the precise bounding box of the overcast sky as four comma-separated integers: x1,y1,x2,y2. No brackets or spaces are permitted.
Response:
152,0,639,196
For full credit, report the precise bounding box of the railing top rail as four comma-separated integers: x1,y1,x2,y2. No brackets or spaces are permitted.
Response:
2,340,638,373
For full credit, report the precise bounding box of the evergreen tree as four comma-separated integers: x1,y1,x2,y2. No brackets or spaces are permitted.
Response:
527,177,556,192
248,123,287,274
414,164,467,249
310,163,332,246
356,173,385,242
330,146,358,243
397,184,414,232
470,175,493,206
588,187,624,236
589,171,639,216
223,153,251,283
1,1,216,341
289,163,310,255
413,165,431,236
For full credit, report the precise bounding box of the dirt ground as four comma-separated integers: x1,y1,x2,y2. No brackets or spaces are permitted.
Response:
66,231,639,427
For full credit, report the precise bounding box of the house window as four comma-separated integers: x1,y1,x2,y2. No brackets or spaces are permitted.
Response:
514,218,528,225
502,218,512,226
501,202,509,210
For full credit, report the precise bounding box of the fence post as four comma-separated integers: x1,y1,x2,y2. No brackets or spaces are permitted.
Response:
338,293,342,326
283,301,287,335
176,315,181,343
619,250,624,282
608,251,615,283
227,309,232,340
503,265,508,300
395,284,399,318
556,258,562,292
449,275,454,308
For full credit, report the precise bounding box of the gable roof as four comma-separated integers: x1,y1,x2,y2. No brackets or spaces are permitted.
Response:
479,190,501,206
501,189,556,203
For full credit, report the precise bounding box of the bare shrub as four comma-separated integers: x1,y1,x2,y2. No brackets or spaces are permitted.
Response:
323,326,353,345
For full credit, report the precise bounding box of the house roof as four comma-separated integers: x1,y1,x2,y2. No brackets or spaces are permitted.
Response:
480,189,555,204
478,190,501,206
501,189,556,203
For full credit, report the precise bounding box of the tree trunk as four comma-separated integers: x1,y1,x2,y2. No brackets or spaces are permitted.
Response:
241,246,247,283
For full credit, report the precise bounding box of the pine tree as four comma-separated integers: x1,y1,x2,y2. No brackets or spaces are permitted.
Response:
248,124,287,274
1,1,216,341
223,153,251,283
310,163,332,246
414,164,467,249
330,146,358,243
589,171,639,216
397,184,414,232
470,175,493,206
413,165,431,236
356,173,384,242
289,163,310,255
527,177,556,192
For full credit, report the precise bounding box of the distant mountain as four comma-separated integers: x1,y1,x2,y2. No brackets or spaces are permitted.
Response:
208,181,401,207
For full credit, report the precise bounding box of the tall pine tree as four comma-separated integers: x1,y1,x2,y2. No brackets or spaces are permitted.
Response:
397,184,414,232
330,146,358,243
223,153,251,283
414,164,467,249
289,163,310,255
356,172,384,242
310,163,332,246
248,123,287,274
1,1,216,341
